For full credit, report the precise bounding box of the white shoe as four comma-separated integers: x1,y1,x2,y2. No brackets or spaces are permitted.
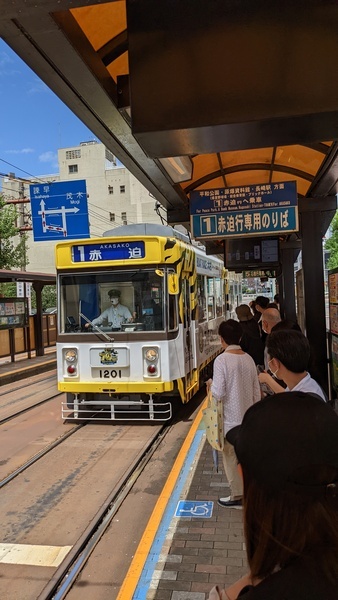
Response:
218,496,243,509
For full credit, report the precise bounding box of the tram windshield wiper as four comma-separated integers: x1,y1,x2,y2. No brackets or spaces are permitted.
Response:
79,312,113,342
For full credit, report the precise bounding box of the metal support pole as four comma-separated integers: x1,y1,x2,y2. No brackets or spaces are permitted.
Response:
299,196,337,396
279,247,297,322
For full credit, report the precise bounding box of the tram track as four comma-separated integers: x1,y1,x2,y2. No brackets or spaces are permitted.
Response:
0,372,56,397
0,423,84,490
38,422,171,600
0,391,63,425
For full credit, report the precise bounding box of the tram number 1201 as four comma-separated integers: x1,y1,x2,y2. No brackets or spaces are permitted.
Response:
99,369,122,378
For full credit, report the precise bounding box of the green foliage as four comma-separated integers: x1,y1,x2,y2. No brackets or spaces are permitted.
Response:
31,285,56,310
0,195,29,270
0,282,16,297
325,211,338,270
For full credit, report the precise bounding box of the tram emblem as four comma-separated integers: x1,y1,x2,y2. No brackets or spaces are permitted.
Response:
99,348,118,365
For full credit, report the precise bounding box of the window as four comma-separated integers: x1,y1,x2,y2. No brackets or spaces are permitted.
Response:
109,212,115,222
120,185,125,193
121,212,127,225
108,185,114,194
207,277,215,319
69,164,78,174
197,275,206,322
66,150,81,159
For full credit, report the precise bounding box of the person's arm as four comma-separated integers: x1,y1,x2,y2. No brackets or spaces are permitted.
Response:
258,371,284,394
253,369,262,403
92,308,109,326
210,356,226,400
208,573,260,600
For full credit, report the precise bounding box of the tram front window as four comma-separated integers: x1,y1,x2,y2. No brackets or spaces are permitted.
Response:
59,269,166,333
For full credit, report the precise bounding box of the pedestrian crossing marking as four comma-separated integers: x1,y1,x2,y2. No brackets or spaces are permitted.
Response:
0,543,72,567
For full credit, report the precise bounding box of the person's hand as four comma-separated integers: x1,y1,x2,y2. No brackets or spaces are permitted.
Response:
258,371,270,384
224,573,261,599
84,323,90,328
206,378,212,392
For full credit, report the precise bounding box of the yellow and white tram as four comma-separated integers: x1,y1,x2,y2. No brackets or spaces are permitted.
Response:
55,223,227,421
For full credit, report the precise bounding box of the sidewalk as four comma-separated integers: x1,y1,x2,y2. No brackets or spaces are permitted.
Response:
149,443,247,599
119,410,248,600
0,349,56,386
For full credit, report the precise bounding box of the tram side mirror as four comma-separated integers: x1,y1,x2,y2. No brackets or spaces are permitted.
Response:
168,273,179,295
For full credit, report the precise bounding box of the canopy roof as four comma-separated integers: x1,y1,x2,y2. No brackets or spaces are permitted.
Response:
0,0,337,228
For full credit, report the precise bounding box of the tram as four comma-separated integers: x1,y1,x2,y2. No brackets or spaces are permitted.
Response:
55,223,227,421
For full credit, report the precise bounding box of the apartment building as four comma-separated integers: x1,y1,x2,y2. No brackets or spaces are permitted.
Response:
1,141,165,274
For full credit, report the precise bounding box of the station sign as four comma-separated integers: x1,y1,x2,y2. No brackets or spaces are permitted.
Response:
190,181,298,240
30,180,89,241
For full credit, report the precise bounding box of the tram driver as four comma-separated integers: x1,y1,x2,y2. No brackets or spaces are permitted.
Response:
85,289,133,330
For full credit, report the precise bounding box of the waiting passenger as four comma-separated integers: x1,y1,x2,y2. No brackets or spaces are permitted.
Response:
85,289,132,330
258,329,326,400
207,319,261,508
235,304,264,366
209,392,338,599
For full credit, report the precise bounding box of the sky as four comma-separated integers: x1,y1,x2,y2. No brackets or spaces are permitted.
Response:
0,38,97,182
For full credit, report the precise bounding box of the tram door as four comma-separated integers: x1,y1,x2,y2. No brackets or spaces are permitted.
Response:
183,279,193,386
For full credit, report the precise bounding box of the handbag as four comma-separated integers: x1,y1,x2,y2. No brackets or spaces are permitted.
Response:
202,389,224,451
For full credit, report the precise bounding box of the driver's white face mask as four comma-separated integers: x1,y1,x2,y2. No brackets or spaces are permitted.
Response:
111,297,119,306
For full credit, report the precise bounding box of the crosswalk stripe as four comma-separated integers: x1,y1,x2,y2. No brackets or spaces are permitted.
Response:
0,543,72,567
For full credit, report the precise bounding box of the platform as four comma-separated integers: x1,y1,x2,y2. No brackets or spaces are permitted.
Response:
118,405,248,600
0,350,57,386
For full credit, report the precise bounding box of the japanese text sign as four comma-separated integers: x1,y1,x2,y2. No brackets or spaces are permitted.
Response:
71,241,145,262
190,181,298,239
30,179,89,241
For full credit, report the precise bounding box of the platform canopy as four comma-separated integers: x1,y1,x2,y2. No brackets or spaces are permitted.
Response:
0,0,338,230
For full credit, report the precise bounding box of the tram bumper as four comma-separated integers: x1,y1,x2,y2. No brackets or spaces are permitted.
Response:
59,381,175,421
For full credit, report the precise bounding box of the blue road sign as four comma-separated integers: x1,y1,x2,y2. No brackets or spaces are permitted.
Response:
175,500,213,518
30,180,89,241
190,181,298,239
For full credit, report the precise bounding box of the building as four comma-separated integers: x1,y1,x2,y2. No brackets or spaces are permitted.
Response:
0,141,166,274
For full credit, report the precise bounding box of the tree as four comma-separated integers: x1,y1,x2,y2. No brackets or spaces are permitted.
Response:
325,211,338,270
0,195,28,270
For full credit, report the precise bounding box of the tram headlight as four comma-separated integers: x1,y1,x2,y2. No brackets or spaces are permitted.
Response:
145,348,158,362
143,346,160,378
65,349,77,363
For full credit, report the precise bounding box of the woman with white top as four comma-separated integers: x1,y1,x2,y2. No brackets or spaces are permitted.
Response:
208,319,261,508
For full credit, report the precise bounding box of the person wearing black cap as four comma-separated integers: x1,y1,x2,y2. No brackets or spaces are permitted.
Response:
208,392,338,599
85,288,132,330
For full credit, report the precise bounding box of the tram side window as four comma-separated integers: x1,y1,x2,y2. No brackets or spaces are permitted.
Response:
168,293,178,331
197,275,207,323
207,277,215,319
214,278,224,317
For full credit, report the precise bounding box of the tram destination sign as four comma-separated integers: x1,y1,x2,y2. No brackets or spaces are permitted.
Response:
71,241,145,262
190,181,298,240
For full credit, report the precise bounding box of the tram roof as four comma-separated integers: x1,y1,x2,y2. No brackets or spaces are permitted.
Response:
0,1,337,239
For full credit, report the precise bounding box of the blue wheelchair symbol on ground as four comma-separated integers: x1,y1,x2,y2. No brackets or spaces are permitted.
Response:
175,500,213,518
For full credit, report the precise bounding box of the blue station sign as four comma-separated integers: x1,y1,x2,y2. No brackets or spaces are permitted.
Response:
190,181,298,239
30,180,89,241
71,241,145,262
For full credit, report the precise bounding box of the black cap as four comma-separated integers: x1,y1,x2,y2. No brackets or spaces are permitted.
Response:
226,392,338,498
108,289,121,297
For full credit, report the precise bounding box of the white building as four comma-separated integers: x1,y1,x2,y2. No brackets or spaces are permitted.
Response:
1,141,166,274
